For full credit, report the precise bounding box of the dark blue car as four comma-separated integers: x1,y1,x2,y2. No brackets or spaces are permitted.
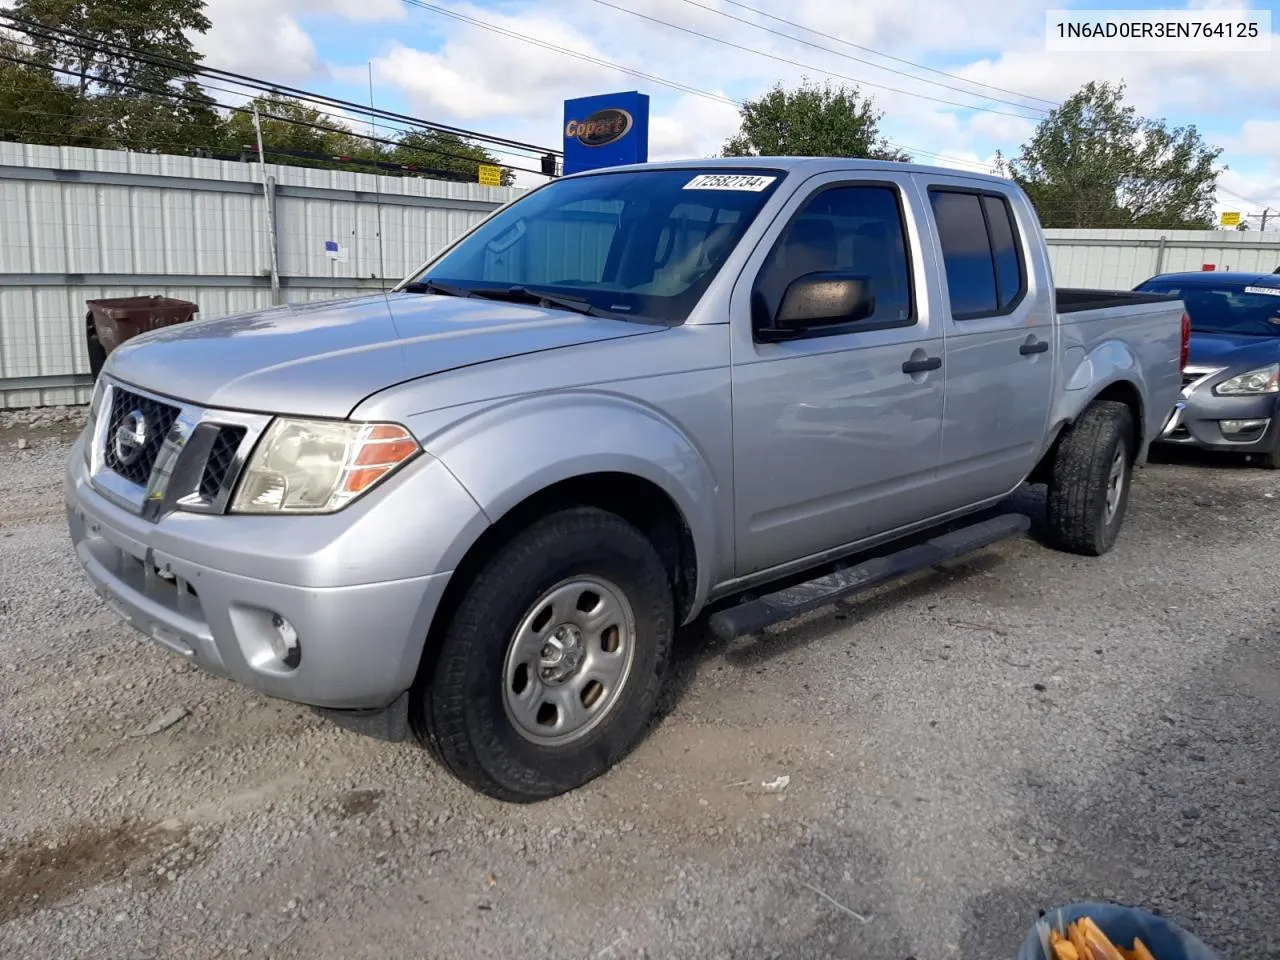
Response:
1135,271,1280,469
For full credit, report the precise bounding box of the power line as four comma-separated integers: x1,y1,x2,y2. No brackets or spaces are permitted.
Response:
692,0,1060,109
399,0,995,172
660,0,1052,114
0,11,560,158
585,0,1045,120
0,45,548,177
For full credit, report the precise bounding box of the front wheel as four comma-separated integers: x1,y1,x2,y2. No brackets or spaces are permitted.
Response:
413,507,674,802
1044,400,1136,556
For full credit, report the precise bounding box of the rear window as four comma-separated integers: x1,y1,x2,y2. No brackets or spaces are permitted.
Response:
1137,281,1280,337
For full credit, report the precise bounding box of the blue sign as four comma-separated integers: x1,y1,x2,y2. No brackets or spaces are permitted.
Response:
562,91,650,175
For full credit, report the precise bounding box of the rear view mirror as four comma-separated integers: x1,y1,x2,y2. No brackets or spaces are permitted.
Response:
760,273,876,340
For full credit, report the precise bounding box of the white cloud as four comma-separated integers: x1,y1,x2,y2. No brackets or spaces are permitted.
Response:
197,0,406,80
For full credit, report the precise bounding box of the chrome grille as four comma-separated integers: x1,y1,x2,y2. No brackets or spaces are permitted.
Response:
102,388,181,485
199,425,247,500
88,378,271,521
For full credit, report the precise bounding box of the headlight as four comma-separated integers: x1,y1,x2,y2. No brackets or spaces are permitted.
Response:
229,418,421,515
84,378,107,465
1214,364,1280,396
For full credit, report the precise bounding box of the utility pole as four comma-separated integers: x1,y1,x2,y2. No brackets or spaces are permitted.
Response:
252,103,282,305
1262,208,1271,232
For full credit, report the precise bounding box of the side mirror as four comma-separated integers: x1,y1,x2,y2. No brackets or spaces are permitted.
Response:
760,273,876,340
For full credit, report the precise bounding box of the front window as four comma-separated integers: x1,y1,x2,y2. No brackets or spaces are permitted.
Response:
1138,281,1280,337
406,168,785,324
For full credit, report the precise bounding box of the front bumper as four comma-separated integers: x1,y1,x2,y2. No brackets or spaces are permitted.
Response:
65,426,483,710
1156,368,1280,455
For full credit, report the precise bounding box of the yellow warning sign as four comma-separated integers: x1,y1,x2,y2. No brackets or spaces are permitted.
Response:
478,165,502,187
1219,211,1242,227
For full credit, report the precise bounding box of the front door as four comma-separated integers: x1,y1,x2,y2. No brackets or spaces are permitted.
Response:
730,173,948,578
922,180,1056,505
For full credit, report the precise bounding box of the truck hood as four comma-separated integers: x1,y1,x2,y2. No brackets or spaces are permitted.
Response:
105,292,660,418
1188,331,1280,370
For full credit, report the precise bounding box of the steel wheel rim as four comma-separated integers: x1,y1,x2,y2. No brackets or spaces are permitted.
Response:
501,576,637,747
1104,447,1127,522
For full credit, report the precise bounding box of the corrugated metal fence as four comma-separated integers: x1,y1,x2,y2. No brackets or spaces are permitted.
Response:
1045,228,1280,288
0,140,523,407
3,140,1280,408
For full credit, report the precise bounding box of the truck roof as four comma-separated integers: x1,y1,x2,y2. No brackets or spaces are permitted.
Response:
563,155,1018,188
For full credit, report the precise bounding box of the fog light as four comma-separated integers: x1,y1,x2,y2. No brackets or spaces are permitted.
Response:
270,614,301,668
1221,418,1269,436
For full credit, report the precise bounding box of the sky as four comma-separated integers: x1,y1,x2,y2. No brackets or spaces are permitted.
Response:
191,0,1280,227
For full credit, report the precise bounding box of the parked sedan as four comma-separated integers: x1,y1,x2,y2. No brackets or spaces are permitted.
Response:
1136,271,1280,468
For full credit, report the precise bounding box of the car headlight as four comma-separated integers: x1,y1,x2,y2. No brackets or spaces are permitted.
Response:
229,418,421,515
1214,364,1280,396
84,378,108,465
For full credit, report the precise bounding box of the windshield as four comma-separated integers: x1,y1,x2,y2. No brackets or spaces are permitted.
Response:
406,167,786,324
1137,280,1280,337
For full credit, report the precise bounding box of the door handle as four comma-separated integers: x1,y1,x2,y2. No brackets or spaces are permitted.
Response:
1020,339,1049,355
902,356,942,374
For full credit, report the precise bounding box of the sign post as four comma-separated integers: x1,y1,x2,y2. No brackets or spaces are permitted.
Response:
562,92,650,175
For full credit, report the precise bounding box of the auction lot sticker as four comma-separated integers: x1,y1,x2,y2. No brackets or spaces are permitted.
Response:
685,174,777,191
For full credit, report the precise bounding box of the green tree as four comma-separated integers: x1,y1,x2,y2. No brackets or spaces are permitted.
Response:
721,80,910,162
7,0,222,152
0,37,88,145
389,129,514,185
995,80,1222,229
220,92,383,170
11,0,210,94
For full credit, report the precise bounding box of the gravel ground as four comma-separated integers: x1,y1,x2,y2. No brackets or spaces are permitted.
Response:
1,417,1278,960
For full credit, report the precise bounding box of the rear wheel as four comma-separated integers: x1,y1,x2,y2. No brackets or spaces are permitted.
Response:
413,506,674,803
1044,400,1136,556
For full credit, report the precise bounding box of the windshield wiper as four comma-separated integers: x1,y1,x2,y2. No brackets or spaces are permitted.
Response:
469,285,606,317
400,279,475,298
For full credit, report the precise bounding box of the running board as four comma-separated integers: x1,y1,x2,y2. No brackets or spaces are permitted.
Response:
707,512,1031,641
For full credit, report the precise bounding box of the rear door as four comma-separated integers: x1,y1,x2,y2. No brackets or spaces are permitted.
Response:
920,178,1055,504
729,171,949,578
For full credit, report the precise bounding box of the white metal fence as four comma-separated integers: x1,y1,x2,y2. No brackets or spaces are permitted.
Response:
3,140,1279,408
1044,228,1280,289
0,141,523,407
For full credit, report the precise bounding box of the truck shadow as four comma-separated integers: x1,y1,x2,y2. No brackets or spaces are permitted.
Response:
955,627,1280,959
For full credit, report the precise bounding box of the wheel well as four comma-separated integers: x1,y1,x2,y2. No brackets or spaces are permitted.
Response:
1028,380,1144,484
416,472,698,682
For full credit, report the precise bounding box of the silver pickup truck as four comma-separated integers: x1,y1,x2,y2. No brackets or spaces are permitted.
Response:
66,158,1186,801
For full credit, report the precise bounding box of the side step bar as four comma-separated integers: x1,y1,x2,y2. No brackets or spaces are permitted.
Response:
707,512,1031,641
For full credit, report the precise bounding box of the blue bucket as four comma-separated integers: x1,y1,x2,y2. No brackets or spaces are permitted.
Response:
1016,902,1220,960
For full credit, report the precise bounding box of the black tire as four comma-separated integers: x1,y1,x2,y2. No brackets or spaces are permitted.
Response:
413,506,674,803
1044,400,1136,556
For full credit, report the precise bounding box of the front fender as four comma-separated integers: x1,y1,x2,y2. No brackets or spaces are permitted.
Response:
417,390,725,620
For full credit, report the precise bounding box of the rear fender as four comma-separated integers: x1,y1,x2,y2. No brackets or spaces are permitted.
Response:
1054,338,1150,456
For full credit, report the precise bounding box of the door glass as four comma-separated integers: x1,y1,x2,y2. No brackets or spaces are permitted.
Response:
930,191,998,318
981,194,1024,310
753,185,914,331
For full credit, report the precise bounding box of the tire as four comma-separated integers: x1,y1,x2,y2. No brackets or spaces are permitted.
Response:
1044,400,1136,557
413,506,674,803
86,318,107,379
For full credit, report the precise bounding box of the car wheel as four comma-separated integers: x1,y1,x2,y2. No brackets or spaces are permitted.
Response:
413,506,674,803
1044,400,1136,557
